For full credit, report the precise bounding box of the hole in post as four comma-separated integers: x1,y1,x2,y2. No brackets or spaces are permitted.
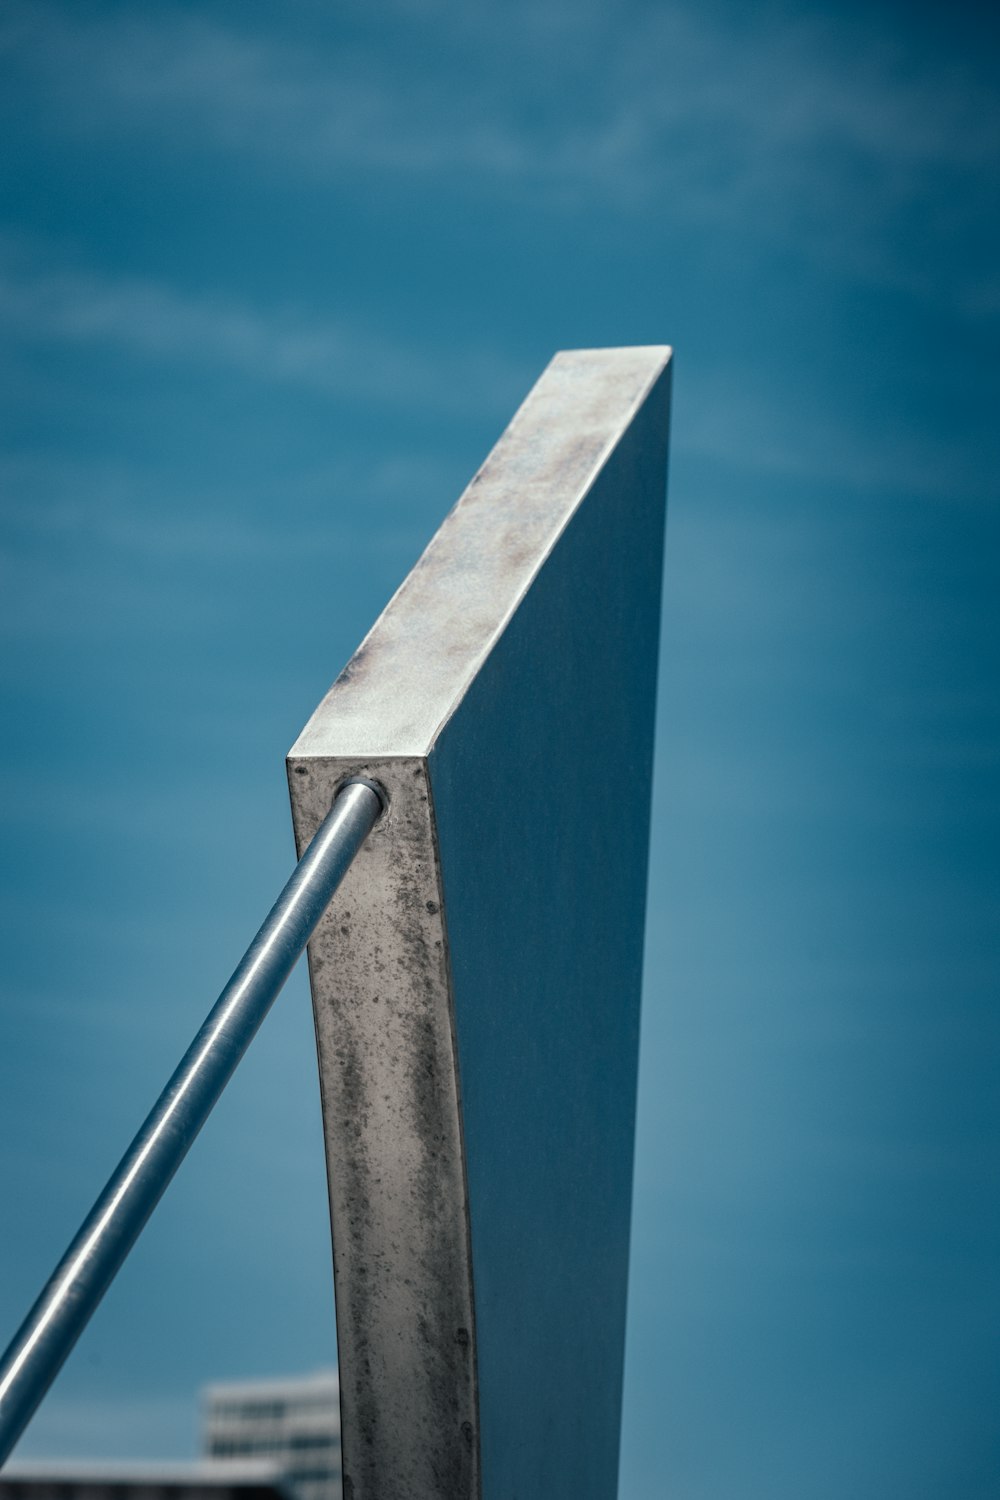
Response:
337,775,389,820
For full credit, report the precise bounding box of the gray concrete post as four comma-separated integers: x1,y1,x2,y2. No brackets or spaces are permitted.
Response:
288,347,672,1500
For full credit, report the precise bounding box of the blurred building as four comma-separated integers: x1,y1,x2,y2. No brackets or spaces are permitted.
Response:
202,1373,341,1500
0,1459,291,1500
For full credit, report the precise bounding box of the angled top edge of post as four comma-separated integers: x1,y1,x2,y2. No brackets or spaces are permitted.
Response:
288,344,672,762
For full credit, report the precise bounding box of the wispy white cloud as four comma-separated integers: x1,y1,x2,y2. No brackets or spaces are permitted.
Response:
676,369,997,506
0,237,528,414
0,448,463,561
0,227,989,523
3,0,996,303
0,439,467,658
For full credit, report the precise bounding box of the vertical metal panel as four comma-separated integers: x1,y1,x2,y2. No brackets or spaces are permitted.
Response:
287,346,672,1500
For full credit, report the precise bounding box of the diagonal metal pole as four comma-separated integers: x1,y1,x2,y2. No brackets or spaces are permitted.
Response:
0,778,383,1467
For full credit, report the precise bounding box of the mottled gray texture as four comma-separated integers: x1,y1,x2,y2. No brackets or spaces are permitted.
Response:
287,759,476,1500
291,347,671,760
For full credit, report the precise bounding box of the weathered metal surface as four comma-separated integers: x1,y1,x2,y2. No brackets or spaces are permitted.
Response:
288,758,476,1500
287,345,672,1500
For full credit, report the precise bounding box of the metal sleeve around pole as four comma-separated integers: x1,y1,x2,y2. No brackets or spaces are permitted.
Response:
0,778,383,1467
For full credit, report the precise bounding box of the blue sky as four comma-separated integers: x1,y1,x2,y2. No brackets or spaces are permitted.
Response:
0,1,997,1495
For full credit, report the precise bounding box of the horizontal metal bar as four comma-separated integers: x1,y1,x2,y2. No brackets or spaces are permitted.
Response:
0,779,383,1466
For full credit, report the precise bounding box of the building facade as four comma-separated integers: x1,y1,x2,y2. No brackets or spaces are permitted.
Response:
0,1459,291,1500
202,1373,340,1500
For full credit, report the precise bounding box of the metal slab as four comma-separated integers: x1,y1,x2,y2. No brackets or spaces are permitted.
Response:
287,346,672,1500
